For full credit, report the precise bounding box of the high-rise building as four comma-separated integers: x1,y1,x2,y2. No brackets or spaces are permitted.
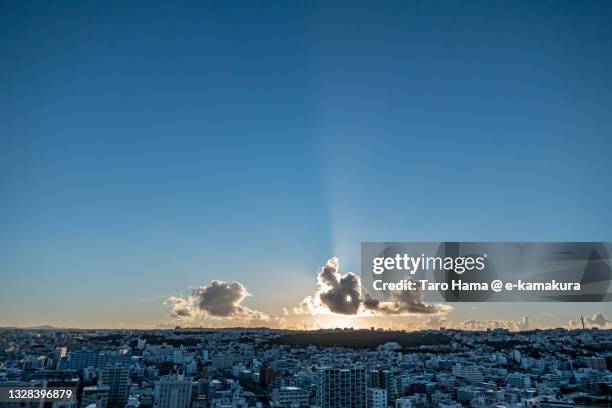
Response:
98,365,129,406
260,366,281,388
316,368,366,408
69,350,128,371
155,375,192,408
366,388,387,408
368,369,398,405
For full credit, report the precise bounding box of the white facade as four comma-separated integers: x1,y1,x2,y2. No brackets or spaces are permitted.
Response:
366,388,387,408
316,368,366,408
155,375,192,408
271,386,309,407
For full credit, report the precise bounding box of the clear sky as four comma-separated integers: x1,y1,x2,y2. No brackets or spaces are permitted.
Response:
1,0,612,329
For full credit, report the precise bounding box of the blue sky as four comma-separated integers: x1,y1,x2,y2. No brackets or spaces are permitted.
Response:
1,1,612,328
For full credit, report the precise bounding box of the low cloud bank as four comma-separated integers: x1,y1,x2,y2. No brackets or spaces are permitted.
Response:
569,313,611,329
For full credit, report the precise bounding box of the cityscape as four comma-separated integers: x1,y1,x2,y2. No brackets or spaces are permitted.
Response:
3,2,612,408
0,326,611,408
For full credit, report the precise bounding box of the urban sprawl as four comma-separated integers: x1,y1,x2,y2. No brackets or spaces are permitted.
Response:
0,327,611,408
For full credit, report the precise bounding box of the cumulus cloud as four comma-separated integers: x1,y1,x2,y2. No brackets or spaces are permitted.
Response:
420,316,449,330
516,316,531,331
457,316,531,331
317,257,362,314
165,280,271,322
570,313,611,329
166,296,193,317
298,257,450,316
586,313,609,327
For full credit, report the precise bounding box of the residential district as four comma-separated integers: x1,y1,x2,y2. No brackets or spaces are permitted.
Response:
0,327,610,408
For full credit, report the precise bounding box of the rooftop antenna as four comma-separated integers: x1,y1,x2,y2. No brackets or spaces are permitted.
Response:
581,314,585,330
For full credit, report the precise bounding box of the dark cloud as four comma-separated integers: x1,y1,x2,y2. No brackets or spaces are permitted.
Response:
302,258,449,316
363,289,444,315
317,258,362,314
193,280,249,317
173,308,192,317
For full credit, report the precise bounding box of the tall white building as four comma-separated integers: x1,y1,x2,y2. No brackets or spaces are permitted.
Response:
98,365,129,406
155,375,192,408
316,368,366,408
365,388,387,408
